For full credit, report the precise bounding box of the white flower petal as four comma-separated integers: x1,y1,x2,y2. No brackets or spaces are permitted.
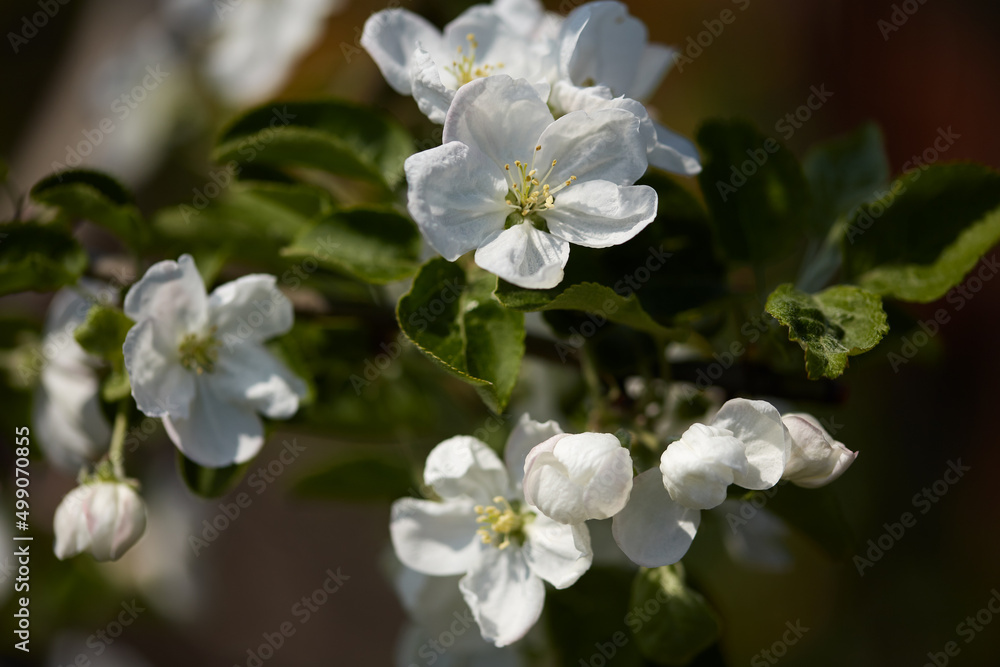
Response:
660,423,746,510
612,468,701,567
544,181,656,249
629,44,676,101
361,9,441,94
649,121,703,175
712,398,790,490
123,254,207,339
521,448,583,523
34,365,110,469
492,0,546,36
443,76,553,171
162,376,264,467
459,546,545,647
523,513,592,588
424,436,512,502
781,413,857,488
523,432,633,523
122,319,196,419
390,497,481,576
535,108,648,187
409,47,455,124
53,486,95,560
207,274,294,344
405,141,510,260
210,342,306,419
504,413,564,489
559,1,647,96
54,483,147,562
475,223,569,289
83,483,148,561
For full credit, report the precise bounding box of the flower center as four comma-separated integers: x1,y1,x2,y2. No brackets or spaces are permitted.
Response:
443,33,504,86
178,327,220,374
475,496,530,550
504,145,577,218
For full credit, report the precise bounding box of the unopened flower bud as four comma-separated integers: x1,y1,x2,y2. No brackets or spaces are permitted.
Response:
54,482,147,561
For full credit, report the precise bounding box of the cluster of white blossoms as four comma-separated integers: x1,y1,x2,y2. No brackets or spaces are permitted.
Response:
364,0,700,289
393,402,856,646
44,255,306,562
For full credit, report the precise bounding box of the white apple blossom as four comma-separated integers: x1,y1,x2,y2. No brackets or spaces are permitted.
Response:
780,413,858,488
390,416,592,647
552,1,701,175
404,75,657,289
122,254,306,468
393,565,527,667
54,482,147,562
523,432,633,523
659,423,747,510
613,399,790,567
362,1,555,123
32,285,111,471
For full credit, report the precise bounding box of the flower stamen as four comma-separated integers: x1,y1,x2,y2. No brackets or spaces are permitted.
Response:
443,33,504,86
504,147,576,217
178,326,220,374
474,496,526,550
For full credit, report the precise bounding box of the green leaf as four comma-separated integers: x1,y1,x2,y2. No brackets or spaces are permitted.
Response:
293,450,414,502
0,222,88,296
177,452,250,499
803,122,889,233
697,119,809,264
282,207,421,284
30,170,144,245
73,305,133,361
153,181,333,264
842,164,1000,302
766,283,889,379
212,101,413,189
496,281,677,336
630,565,722,666
397,259,525,413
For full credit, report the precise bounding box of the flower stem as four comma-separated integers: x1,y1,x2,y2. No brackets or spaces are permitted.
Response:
108,400,131,480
